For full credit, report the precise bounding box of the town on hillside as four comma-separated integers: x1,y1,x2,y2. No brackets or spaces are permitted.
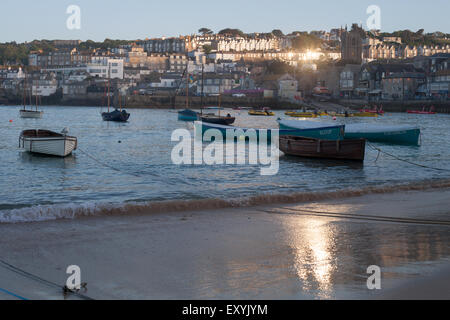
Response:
0,25,449,110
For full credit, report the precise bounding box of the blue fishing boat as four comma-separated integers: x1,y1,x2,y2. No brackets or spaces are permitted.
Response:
178,109,199,122
278,120,345,140
345,123,420,146
195,121,345,142
279,120,420,146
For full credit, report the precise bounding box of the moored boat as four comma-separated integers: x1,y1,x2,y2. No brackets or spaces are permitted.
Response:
102,109,130,122
285,111,318,118
19,109,44,119
19,129,77,157
200,114,236,125
249,108,275,116
277,120,345,140
178,109,199,121
280,136,366,161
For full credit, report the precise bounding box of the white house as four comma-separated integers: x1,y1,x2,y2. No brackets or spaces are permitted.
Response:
87,58,124,79
32,78,58,96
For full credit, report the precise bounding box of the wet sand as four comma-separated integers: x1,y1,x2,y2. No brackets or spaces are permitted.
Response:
0,188,449,300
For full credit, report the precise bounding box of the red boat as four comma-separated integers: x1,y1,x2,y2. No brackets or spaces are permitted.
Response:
407,106,436,114
360,105,384,114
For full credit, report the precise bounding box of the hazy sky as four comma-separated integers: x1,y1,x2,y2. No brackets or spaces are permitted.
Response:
1,0,448,43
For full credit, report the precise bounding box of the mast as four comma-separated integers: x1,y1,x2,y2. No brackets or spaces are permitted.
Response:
23,72,26,110
186,71,189,109
107,65,111,112
200,64,204,115
218,73,222,117
119,91,121,111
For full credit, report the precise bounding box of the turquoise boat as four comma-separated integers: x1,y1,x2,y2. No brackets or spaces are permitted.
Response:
178,109,199,122
195,121,345,142
345,123,420,146
278,120,345,140
279,120,421,146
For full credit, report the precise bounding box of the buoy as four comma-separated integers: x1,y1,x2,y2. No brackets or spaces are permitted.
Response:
333,117,337,121
118,140,122,144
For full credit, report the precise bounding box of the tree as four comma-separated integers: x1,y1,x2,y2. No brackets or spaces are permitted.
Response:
218,28,245,38
271,29,284,37
266,60,294,75
198,28,213,35
202,45,213,54
291,34,323,51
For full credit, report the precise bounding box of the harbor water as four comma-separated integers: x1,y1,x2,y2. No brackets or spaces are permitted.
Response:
1,105,450,223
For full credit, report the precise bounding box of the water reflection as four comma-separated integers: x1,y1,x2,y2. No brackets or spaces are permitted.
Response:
19,151,77,169
279,207,450,299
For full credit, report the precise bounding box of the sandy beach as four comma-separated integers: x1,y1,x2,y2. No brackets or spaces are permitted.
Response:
0,188,449,300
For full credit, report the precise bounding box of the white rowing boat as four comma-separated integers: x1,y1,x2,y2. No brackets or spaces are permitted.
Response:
19,109,44,119
19,129,77,157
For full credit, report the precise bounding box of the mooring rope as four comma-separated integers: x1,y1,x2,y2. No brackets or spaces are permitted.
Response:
367,143,450,172
77,147,141,177
0,259,94,300
0,287,28,300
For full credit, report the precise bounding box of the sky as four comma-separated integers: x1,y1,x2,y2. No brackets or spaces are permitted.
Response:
1,0,449,43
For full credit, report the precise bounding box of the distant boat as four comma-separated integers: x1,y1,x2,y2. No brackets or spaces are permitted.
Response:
278,120,345,140
249,108,275,116
200,114,236,126
101,68,130,122
407,106,436,114
360,105,384,115
285,111,318,118
20,73,43,119
102,109,130,122
345,123,421,146
280,136,366,161
178,109,199,122
20,109,44,119
19,129,77,157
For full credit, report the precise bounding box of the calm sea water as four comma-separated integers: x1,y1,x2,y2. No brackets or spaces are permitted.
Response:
1,105,450,221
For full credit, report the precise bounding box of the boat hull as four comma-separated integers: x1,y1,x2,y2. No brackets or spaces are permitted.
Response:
407,111,436,114
280,136,366,161
20,131,77,157
102,109,130,122
178,109,199,122
20,110,44,119
200,116,236,126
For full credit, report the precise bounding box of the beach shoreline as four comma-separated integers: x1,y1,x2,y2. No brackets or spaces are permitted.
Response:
1,187,449,300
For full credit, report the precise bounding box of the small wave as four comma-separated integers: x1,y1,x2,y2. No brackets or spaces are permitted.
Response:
2,178,450,224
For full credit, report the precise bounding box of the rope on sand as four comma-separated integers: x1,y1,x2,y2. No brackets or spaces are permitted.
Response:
0,260,94,300
367,143,450,172
265,207,450,227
